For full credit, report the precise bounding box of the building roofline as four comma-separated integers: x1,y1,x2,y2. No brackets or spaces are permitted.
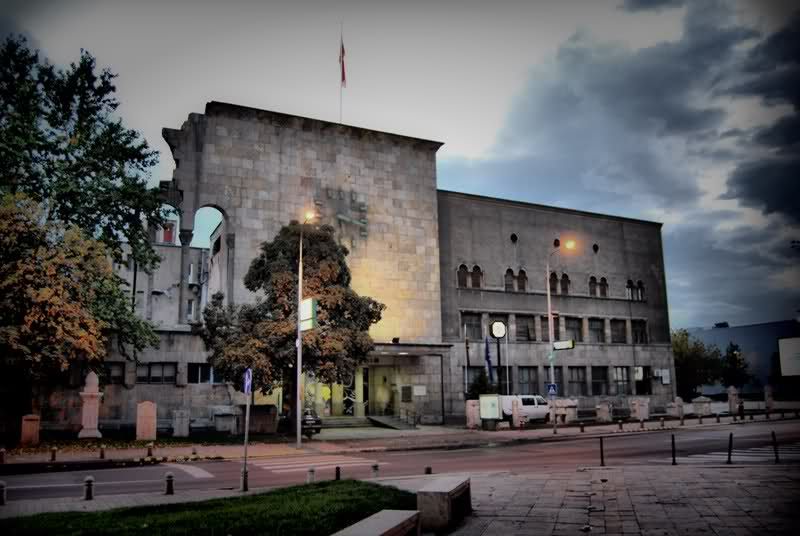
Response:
205,101,445,150
436,189,663,227
686,319,800,331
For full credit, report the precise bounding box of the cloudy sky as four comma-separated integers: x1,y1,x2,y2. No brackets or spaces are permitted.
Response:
3,0,798,329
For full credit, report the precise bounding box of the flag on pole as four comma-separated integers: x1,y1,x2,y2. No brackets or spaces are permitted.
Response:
484,337,494,383
339,35,346,88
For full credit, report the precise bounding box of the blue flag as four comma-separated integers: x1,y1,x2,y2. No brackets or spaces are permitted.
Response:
485,337,494,383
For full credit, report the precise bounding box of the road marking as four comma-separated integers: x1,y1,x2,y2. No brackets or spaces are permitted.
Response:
651,441,800,464
7,479,161,490
163,463,214,479
272,462,382,474
252,454,384,473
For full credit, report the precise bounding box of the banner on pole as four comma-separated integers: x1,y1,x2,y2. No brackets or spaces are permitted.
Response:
244,368,252,395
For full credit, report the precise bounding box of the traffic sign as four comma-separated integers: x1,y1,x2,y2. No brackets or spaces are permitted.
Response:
552,340,575,350
300,298,317,332
547,383,558,396
244,368,252,395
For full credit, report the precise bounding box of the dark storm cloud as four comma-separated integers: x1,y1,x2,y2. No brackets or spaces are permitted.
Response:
754,114,800,150
722,158,800,223
619,0,685,12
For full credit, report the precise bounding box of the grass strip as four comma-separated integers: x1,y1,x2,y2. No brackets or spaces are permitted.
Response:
0,479,416,535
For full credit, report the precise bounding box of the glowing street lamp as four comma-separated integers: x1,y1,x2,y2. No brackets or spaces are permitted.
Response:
296,210,316,449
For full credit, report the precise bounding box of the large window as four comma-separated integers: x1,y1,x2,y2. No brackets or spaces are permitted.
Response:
589,318,605,343
136,362,177,384
614,366,631,395
565,317,583,342
636,366,652,395
568,366,587,396
467,366,486,387
463,313,482,341
517,270,527,292
516,315,536,342
592,366,608,395
494,367,512,396
599,277,608,298
611,319,627,343
632,320,648,344
188,363,221,384
518,366,538,395
457,265,468,288
505,269,515,292
549,272,558,294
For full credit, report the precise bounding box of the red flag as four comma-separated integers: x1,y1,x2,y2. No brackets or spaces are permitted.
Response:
339,36,346,88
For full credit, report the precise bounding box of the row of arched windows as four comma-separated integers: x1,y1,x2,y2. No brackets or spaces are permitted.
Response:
457,264,646,301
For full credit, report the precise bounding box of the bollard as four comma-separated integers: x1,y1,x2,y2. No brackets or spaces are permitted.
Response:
699,415,703,425
372,463,379,478
99,445,105,460
680,415,684,426
660,418,665,429
640,419,644,430
0,448,5,464
727,433,733,465
781,410,785,419
766,411,770,420
749,414,754,421
307,467,315,484
192,446,197,456
147,442,154,458
335,466,341,481
50,447,57,462
580,423,585,433
240,468,248,492
600,437,605,467
165,472,174,495
716,414,720,424
671,435,677,466
733,414,737,422
425,466,432,475
795,409,799,418
84,476,94,500
618,420,623,431
772,431,780,464
0,480,6,506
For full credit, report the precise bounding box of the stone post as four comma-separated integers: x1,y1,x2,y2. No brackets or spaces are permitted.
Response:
511,398,521,429
172,409,190,438
354,367,365,417
596,401,612,423
78,371,103,439
465,400,480,429
136,401,157,440
692,396,712,416
727,386,739,416
20,414,40,447
765,385,774,412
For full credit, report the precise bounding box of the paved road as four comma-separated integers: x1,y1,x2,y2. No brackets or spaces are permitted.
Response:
4,420,799,503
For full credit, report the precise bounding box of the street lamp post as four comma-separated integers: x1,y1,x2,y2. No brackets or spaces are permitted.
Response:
546,239,574,435
296,212,315,449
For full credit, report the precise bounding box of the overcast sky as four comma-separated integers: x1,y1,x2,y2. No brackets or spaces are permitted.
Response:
3,0,798,329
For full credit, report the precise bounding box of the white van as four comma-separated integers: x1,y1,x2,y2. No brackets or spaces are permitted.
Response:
500,395,550,423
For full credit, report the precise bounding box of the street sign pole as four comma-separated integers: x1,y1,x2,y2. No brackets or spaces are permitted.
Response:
241,368,252,492
546,254,557,435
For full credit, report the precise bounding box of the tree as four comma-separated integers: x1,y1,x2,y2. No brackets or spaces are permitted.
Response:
0,194,158,413
196,223,385,411
466,369,498,400
720,342,752,389
671,329,723,400
0,36,169,271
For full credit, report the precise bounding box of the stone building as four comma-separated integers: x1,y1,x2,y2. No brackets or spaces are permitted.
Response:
39,101,676,434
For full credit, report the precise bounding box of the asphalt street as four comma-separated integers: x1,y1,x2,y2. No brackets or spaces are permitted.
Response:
4,419,799,503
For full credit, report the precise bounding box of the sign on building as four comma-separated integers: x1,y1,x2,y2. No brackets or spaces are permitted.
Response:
779,338,800,376
552,340,575,350
300,298,317,332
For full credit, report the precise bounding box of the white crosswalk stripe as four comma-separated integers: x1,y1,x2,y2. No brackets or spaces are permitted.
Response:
251,454,385,474
651,442,800,464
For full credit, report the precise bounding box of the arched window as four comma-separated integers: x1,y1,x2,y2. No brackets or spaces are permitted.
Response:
457,265,468,288
549,272,559,294
504,269,515,292
626,280,634,300
517,270,527,292
637,280,645,301
471,266,482,289
599,277,608,298
589,276,598,297
560,273,570,295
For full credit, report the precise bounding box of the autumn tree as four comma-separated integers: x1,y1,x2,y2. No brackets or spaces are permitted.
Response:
0,36,169,271
197,223,385,417
672,329,723,399
0,194,159,427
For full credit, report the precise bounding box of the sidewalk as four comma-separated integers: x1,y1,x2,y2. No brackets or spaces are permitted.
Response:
3,414,795,467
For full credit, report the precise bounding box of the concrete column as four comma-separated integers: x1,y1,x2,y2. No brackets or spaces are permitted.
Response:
481,313,489,339
178,230,193,324
225,233,236,305
625,318,633,344
581,317,589,343
508,314,516,342
534,316,542,342
587,366,594,397
354,367,365,417
604,318,612,344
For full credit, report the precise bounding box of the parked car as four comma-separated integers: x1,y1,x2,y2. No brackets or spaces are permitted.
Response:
500,395,550,423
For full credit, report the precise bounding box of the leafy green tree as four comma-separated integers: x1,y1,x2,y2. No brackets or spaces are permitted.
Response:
0,194,158,418
466,369,498,400
672,329,723,400
720,342,752,389
0,36,169,271
197,223,385,415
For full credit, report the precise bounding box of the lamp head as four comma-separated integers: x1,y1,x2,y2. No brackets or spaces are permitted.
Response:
565,239,576,250
304,211,316,222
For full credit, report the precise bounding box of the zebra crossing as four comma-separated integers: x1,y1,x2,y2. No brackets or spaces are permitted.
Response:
250,454,385,474
653,442,800,464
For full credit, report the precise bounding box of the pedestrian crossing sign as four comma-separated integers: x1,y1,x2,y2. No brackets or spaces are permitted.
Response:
547,383,558,396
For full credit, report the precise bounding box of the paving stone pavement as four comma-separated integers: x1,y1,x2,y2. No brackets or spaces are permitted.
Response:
452,465,800,536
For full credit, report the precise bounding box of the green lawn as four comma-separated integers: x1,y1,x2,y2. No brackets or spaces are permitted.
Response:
0,480,417,535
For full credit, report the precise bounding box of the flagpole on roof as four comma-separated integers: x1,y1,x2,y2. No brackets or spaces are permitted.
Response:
339,21,344,124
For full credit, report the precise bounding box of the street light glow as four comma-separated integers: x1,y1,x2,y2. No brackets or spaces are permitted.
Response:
565,239,576,250
304,211,316,222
